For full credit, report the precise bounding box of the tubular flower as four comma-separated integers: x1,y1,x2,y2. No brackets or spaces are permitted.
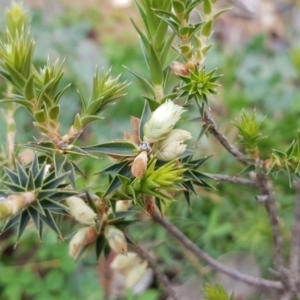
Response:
69,226,98,259
143,100,186,143
156,129,192,161
105,225,127,255
66,196,97,225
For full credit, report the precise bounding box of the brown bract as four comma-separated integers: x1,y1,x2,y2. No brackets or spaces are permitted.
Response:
131,151,148,179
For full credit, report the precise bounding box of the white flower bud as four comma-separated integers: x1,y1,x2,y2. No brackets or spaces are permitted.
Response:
116,200,132,212
143,100,186,143
156,141,187,161
69,226,97,259
110,252,138,271
69,227,89,259
107,200,132,215
105,226,127,255
161,129,192,143
156,129,192,161
66,196,97,225
125,260,148,289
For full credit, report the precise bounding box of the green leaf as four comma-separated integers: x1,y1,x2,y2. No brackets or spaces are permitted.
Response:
42,173,68,190
36,79,54,109
27,207,41,239
239,164,256,175
53,153,67,176
123,66,155,96
81,115,104,126
34,109,47,123
16,210,30,242
139,0,158,38
4,167,20,185
160,32,176,68
104,176,123,197
133,0,151,38
1,215,21,233
96,234,106,259
48,105,60,120
130,17,150,57
54,83,71,103
155,15,179,35
69,161,86,177
149,45,164,87
24,72,35,100
143,96,160,111
203,0,212,15
139,101,152,141
182,180,197,194
3,181,26,192
86,190,99,214
40,209,63,238
201,20,213,37
76,89,87,112
34,163,46,188
153,16,169,53
0,97,33,111
183,190,191,208
50,191,77,202
26,171,35,190
16,160,28,186
31,201,46,215
20,142,56,156
213,7,231,20
184,0,205,18
153,9,180,24
63,161,76,188
203,283,231,300
82,141,139,156
95,160,130,175
64,146,99,159
31,154,39,177
42,200,69,215
5,62,26,91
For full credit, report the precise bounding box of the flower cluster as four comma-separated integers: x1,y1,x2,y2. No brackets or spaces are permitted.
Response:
143,100,192,161
67,197,131,259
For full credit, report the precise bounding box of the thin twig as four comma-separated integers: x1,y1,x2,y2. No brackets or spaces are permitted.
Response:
203,110,247,164
256,173,283,271
131,243,179,300
203,109,284,272
152,209,284,291
280,292,292,300
288,181,300,292
209,173,258,187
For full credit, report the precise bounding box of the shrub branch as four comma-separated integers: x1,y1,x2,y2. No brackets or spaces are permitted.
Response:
152,208,284,291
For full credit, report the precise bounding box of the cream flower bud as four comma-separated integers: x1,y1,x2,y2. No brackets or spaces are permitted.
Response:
105,226,127,254
66,196,97,225
162,129,192,143
156,129,192,161
110,252,138,272
143,100,186,143
69,227,88,259
69,226,98,259
125,260,148,289
131,151,148,179
107,200,132,215
157,142,187,161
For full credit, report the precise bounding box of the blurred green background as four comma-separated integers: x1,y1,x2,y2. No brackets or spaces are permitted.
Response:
0,0,300,299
